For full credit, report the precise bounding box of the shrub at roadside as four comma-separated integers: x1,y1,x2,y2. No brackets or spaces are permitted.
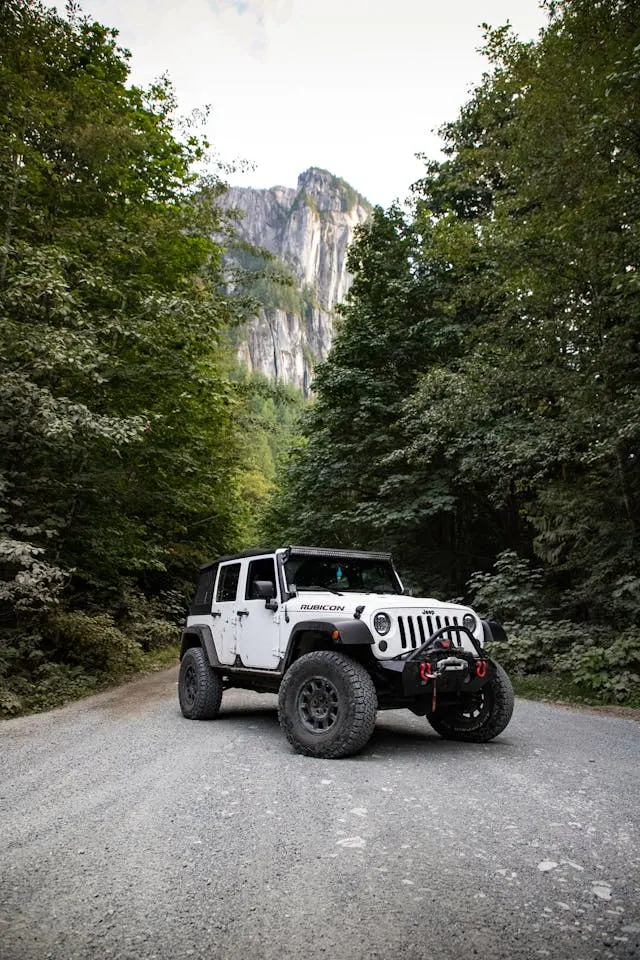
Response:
474,552,640,705
0,609,180,717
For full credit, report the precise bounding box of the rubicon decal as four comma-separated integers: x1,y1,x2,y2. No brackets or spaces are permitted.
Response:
300,604,346,612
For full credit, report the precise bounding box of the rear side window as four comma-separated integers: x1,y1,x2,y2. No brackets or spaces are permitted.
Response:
191,568,216,614
245,558,277,600
216,563,241,603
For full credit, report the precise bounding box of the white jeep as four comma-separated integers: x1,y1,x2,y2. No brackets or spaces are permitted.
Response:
178,546,514,758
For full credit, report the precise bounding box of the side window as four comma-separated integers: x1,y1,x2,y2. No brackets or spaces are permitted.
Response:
191,567,216,613
245,558,277,600
216,563,241,603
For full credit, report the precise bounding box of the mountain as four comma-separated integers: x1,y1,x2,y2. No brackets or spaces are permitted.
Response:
223,168,371,393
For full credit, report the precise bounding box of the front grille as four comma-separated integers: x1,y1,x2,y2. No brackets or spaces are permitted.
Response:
397,614,460,650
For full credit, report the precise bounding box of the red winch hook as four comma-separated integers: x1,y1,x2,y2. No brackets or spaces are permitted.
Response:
475,659,487,678
420,661,435,681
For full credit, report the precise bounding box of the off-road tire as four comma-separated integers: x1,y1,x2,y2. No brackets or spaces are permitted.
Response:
278,651,378,759
427,660,514,742
179,646,223,720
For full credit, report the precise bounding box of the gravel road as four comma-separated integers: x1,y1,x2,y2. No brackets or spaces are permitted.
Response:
1,666,639,960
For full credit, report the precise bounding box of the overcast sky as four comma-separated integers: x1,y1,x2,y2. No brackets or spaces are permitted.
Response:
65,0,548,207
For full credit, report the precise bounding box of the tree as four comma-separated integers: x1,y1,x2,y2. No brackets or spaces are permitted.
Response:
279,0,640,625
407,0,640,618
0,0,251,709
277,206,432,546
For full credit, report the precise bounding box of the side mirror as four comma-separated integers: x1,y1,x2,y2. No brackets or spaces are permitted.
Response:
252,580,278,612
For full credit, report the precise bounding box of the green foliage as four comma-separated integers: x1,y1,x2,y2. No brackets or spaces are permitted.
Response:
570,630,640,702
309,168,371,213
487,622,640,705
0,618,180,716
230,372,307,547
468,551,546,623
509,673,640,709
0,0,265,712
274,0,640,703
487,621,586,676
47,611,143,675
250,261,306,314
290,171,370,216
275,205,432,550
226,238,318,322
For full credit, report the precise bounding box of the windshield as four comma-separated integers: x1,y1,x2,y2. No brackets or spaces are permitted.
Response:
284,555,402,594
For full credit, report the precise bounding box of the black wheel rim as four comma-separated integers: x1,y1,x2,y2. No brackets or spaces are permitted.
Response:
297,676,340,733
449,689,492,730
183,663,198,708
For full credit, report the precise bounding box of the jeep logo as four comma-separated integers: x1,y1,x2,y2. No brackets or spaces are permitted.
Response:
422,609,435,616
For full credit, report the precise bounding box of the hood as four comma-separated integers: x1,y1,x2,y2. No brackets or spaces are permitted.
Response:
286,591,482,656
287,592,475,617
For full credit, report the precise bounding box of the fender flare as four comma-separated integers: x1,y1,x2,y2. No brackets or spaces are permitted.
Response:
180,625,221,667
482,620,508,645
284,618,375,670
290,618,375,645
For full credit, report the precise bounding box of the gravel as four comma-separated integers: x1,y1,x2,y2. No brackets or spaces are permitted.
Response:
1,666,639,960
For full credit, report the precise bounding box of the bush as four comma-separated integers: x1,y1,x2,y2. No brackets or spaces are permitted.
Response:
468,550,546,623
0,591,183,717
0,607,181,716
486,619,578,675
469,552,640,703
571,629,640,701
487,620,640,704
47,611,144,675
132,617,177,652
0,622,105,716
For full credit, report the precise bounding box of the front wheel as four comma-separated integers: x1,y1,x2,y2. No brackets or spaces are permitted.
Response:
278,650,378,758
427,661,514,742
179,646,223,720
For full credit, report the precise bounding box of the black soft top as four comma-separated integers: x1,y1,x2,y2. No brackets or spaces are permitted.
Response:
199,547,277,572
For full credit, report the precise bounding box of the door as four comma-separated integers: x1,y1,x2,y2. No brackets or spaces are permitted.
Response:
212,561,242,665
236,556,281,670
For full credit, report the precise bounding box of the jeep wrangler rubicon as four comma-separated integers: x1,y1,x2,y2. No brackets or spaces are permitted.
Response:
178,546,514,758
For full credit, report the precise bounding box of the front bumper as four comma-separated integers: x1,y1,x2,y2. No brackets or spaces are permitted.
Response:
376,624,498,701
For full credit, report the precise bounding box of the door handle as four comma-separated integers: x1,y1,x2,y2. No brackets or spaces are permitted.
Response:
211,610,222,618
237,610,249,617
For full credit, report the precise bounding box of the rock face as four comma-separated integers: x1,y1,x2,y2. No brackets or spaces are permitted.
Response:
223,168,370,393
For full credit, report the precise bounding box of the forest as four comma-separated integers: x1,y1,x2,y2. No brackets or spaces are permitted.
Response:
1,0,638,714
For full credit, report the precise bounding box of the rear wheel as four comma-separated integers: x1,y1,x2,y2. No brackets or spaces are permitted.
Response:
278,650,377,758
427,661,514,742
178,646,223,720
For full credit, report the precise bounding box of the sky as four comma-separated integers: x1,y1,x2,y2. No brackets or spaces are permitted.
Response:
61,0,548,207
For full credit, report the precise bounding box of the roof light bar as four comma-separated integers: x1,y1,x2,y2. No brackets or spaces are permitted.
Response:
285,545,393,562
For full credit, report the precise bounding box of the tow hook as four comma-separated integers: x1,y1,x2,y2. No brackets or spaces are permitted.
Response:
475,659,487,678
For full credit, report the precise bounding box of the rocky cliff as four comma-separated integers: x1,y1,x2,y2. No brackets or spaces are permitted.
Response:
223,168,371,393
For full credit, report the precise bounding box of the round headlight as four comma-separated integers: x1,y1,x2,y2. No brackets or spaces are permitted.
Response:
373,612,391,636
462,613,477,633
